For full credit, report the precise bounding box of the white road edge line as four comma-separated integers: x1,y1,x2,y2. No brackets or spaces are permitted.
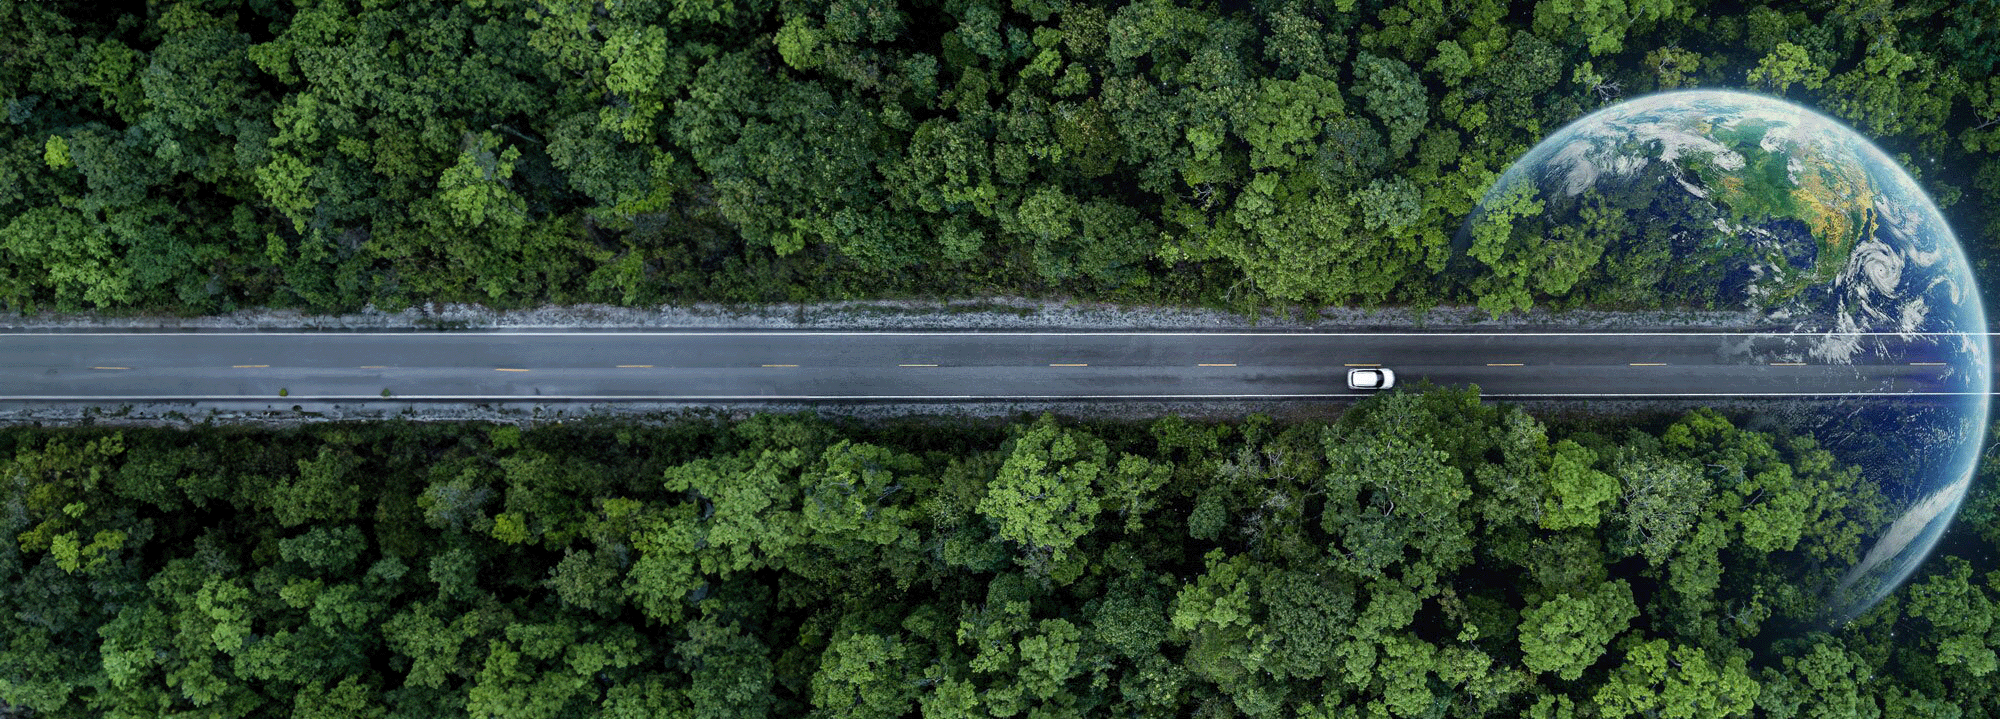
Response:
13,331,2000,337
2,392,1997,400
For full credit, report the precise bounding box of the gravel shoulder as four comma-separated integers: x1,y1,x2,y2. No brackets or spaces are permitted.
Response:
0,396,1880,431
0,297,1778,332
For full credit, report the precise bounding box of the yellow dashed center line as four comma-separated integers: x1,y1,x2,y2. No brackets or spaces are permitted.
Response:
1630,363,1667,366
762,364,799,368
1050,363,1089,367
899,364,939,367
1770,362,1806,366
1344,363,1380,367
494,368,531,372
1197,363,1236,367
232,364,269,368
91,366,130,370
1911,362,1947,366
1487,363,1524,367
616,365,653,368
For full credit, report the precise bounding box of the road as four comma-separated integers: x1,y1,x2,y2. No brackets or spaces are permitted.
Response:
0,331,1984,401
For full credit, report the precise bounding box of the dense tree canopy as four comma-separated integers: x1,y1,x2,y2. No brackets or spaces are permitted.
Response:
2,391,1998,717
0,0,1996,315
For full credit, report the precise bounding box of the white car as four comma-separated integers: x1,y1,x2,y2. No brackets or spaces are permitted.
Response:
1346,368,1396,390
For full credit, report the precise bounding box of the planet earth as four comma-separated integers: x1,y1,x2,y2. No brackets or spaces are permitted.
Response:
1467,89,1989,624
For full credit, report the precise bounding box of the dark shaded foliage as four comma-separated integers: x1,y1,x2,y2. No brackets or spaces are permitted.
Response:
2,393,1996,717
0,0,1994,316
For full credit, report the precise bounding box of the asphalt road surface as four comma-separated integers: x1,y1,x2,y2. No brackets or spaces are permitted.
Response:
0,331,1984,401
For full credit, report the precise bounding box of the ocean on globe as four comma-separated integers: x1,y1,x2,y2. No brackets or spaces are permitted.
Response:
1464,89,1989,624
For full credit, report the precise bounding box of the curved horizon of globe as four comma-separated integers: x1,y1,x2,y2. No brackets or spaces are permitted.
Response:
1463,89,1990,625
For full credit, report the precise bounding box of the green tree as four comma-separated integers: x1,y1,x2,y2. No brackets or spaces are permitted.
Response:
1320,393,1474,591
1351,53,1428,158
978,414,1107,563
1903,558,2000,677
1531,0,1675,56
811,615,925,719
1237,73,1344,170
802,441,921,547
1746,42,1829,95
1610,457,1709,565
1518,580,1638,681
1465,176,1547,316
1541,440,1617,530
1593,639,1756,718
272,447,365,528
681,614,776,719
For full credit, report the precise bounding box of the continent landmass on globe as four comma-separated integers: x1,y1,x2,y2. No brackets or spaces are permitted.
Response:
1471,89,1990,626
1673,115,1878,302
1501,102,1897,312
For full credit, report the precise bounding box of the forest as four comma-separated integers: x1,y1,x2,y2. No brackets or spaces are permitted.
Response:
2,390,1999,718
1,0,1997,314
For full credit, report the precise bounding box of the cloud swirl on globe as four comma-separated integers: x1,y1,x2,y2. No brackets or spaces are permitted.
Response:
1466,89,1989,623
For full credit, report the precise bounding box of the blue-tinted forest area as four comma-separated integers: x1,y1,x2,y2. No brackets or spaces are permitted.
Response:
1,0,1996,314
4,390,2000,718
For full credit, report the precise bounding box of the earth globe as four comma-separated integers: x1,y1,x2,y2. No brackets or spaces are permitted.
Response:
1464,89,1989,625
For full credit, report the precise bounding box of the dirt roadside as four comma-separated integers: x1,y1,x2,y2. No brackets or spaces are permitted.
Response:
0,298,1777,332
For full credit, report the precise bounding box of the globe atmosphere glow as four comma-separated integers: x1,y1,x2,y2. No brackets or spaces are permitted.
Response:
1468,89,1990,624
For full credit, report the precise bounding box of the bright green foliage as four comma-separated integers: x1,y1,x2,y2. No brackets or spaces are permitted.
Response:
1593,639,1756,718
811,624,922,719
436,132,527,231
1903,558,2000,677
1238,74,1345,170
661,442,809,575
1531,0,1676,56
1518,580,1638,681
1541,440,1617,530
1465,177,1547,316
41,135,69,169
979,414,1107,562
1747,42,1829,95
1773,640,1882,719
1171,550,1261,634
1605,457,1703,568
0,206,138,309
1824,39,1956,143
